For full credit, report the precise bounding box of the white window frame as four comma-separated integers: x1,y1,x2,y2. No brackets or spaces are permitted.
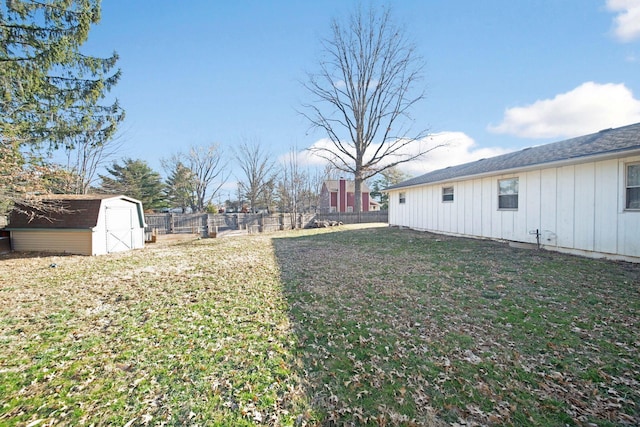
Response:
442,186,454,202
399,192,406,204
626,162,640,210
498,178,519,210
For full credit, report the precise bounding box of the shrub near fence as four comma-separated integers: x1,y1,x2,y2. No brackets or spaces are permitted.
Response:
144,211,388,236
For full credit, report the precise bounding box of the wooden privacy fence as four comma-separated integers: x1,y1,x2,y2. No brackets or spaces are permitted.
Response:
316,211,388,224
144,211,388,236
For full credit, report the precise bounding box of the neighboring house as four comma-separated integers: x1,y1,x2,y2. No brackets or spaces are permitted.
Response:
385,122,640,262
6,194,146,256
319,178,379,213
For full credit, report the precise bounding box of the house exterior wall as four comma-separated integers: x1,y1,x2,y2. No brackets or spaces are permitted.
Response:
10,229,93,255
319,179,374,213
319,183,335,214
388,155,640,262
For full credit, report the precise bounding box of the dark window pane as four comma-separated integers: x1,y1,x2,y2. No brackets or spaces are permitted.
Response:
499,194,518,209
442,187,454,202
627,187,640,209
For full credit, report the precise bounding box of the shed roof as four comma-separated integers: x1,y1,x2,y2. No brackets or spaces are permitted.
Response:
7,194,140,229
386,122,640,191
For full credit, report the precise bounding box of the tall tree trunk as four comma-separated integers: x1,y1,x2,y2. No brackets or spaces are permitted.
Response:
354,169,363,213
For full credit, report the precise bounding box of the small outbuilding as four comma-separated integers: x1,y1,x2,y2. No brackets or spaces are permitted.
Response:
6,194,146,256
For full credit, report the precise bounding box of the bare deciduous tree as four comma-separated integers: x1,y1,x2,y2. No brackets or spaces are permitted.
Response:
302,5,441,212
186,144,228,213
162,144,227,213
62,133,125,194
234,139,277,213
279,149,307,226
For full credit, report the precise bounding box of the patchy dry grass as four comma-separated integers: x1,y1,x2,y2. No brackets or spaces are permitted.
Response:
0,225,638,426
273,225,640,426
0,234,307,426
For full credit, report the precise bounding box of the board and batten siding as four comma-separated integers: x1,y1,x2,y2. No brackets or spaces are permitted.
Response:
388,155,640,261
10,229,93,255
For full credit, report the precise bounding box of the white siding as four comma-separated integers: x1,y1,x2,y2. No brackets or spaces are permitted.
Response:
388,154,640,262
540,169,558,246
482,178,494,238
574,163,595,251
594,160,618,254
472,179,483,236
457,184,466,234
525,170,541,244
556,166,575,249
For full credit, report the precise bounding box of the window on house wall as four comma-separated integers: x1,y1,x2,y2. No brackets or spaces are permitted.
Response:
498,178,518,209
627,163,640,209
399,192,406,204
442,186,454,202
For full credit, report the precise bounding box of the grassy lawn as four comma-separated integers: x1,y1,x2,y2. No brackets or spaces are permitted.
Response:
1,224,638,426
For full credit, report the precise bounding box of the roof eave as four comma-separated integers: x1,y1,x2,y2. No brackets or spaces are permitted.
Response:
384,147,640,192
5,227,94,231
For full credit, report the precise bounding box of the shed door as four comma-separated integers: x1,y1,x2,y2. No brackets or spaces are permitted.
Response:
105,206,134,253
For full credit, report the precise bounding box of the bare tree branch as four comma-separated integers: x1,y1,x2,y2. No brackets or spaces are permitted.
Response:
234,138,278,212
63,132,126,194
186,144,229,213
301,5,439,211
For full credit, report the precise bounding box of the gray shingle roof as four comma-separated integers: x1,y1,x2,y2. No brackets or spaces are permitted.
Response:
386,122,640,190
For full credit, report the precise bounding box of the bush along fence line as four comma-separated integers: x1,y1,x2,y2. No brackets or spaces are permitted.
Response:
144,211,388,237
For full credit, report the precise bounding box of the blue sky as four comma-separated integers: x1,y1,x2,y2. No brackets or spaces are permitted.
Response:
80,0,640,183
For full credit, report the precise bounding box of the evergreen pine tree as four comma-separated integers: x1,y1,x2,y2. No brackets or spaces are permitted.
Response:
99,159,166,210
1,0,124,149
165,162,196,212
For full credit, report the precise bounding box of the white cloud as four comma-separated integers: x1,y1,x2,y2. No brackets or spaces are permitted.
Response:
296,132,511,178
394,132,512,177
607,0,640,42
278,138,337,168
488,82,640,139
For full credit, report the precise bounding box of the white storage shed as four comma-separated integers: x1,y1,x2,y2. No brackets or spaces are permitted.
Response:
385,122,640,262
6,195,146,256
